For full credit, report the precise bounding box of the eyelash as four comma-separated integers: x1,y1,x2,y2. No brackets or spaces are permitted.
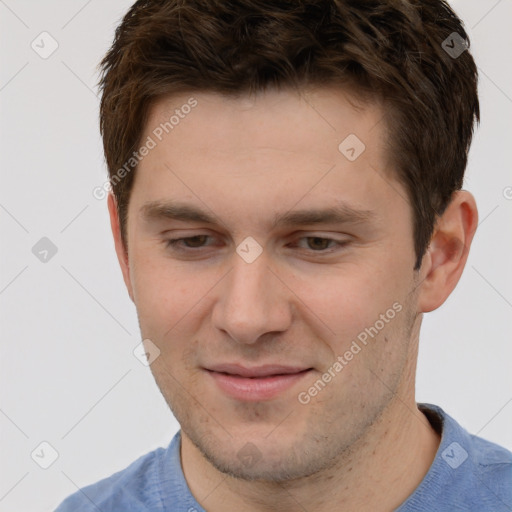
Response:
164,235,348,254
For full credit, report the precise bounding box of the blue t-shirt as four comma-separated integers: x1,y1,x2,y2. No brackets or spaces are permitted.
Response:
54,403,512,511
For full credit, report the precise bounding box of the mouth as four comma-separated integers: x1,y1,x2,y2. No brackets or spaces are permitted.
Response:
204,364,313,401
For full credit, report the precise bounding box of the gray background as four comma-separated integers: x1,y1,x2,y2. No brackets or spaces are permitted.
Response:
0,1,511,511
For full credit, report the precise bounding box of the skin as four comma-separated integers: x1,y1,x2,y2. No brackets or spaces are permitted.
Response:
108,87,478,511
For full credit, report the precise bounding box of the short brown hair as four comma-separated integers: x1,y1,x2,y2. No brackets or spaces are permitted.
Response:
99,0,479,270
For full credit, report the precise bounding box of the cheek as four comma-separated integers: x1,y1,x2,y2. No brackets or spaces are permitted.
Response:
131,245,190,300
130,252,188,332
130,251,222,353
291,262,405,341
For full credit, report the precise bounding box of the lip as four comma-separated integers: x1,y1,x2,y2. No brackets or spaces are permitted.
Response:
204,364,313,401
206,363,311,378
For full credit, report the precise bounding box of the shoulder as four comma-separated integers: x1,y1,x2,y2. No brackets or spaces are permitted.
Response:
449,433,512,512
467,432,512,505
54,445,166,512
469,431,512,466
414,403,512,512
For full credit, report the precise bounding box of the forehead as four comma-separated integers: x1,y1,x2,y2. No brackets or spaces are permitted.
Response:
145,87,385,157
130,87,408,233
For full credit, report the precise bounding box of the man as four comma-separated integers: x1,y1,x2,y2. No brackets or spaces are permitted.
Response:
55,0,512,510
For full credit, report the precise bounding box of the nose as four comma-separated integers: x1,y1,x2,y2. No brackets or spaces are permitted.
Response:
211,245,292,345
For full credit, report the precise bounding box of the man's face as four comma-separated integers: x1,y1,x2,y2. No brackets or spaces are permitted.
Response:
120,87,423,481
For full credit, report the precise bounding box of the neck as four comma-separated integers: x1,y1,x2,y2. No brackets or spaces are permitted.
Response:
181,394,440,512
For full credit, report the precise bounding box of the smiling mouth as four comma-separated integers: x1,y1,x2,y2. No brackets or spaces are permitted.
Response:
205,367,313,401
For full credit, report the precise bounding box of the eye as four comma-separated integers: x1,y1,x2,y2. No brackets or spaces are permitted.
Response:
165,235,211,250
290,236,348,253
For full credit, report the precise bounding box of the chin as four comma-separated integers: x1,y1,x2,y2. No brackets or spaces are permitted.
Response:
185,425,341,483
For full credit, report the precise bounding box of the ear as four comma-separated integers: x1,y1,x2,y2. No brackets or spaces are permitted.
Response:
417,190,478,313
107,192,135,303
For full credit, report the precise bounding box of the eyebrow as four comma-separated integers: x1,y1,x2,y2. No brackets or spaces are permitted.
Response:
140,200,376,230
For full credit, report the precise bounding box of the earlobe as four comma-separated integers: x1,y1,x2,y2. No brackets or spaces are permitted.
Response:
417,191,478,313
107,192,135,303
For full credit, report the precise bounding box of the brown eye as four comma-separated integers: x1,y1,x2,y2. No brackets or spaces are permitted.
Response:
288,236,350,256
305,237,333,251
166,235,211,249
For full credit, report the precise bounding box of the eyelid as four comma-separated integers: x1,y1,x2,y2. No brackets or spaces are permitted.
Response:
164,232,351,253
